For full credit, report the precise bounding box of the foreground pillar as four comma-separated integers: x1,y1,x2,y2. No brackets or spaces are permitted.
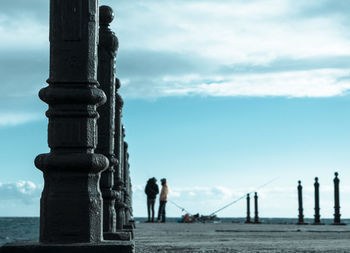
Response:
244,193,251,224
0,1,134,252
96,5,119,237
333,172,345,225
253,192,261,224
297,181,307,225
313,177,322,225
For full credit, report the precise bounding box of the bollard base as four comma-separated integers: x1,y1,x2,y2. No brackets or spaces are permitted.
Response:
0,240,135,253
296,222,308,225
103,231,131,241
332,222,346,226
312,222,324,225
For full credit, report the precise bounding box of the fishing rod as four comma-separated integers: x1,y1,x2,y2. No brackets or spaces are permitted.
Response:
209,177,279,217
168,199,192,214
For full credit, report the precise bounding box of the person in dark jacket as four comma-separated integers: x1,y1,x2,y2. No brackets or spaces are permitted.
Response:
145,177,159,222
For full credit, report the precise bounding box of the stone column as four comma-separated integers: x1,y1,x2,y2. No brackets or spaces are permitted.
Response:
126,153,135,228
34,0,108,243
313,177,321,225
297,180,307,225
96,5,119,236
253,192,260,224
1,2,134,252
114,79,126,230
245,193,251,224
123,142,133,229
333,172,344,225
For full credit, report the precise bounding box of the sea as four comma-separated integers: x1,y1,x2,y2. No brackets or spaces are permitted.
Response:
1,217,349,246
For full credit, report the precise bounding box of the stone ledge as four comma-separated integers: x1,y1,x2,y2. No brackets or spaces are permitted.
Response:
0,240,135,253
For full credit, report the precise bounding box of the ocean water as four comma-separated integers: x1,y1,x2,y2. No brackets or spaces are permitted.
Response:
0,217,349,246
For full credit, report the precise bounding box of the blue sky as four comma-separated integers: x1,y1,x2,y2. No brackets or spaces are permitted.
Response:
1,0,350,219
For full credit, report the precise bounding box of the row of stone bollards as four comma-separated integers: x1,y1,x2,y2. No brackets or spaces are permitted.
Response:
297,172,345,225
96,5,135,240
1,2,135,253
245,192,261,224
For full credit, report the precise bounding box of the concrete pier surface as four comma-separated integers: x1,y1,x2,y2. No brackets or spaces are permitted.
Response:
135,222,350,252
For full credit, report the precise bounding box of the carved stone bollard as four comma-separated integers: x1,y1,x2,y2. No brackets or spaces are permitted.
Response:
126,151,136,228
1,1,134,252
253,192,261,224
245,193,251,224
313,177,322,225
297,181,307,225
332,172,345,225
114,79,127,231
96,5,119,237
123,142,135,229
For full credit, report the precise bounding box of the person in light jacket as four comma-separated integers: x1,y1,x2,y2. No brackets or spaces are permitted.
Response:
157,178,168,223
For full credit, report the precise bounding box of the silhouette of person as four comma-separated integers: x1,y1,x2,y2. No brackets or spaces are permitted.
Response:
157,178,168,223
145,177,159,222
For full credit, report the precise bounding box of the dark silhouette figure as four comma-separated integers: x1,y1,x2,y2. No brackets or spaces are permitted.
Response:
145,178,159,222
313,177,322,225
297,181,307,225
245,193,251,223
333,172,345,225
253,192,261,224
158,178,169,223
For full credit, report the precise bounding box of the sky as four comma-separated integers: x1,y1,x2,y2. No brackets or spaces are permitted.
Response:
1,0,350,219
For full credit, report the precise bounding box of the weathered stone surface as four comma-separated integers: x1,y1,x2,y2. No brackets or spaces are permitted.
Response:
96,5,119,235
34,0,109,243
0,241,134,253
114,80,126,230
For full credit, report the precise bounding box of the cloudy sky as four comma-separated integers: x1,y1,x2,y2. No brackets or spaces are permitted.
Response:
1,0,350,219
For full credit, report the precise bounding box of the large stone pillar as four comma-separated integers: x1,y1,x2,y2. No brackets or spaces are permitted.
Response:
297,180,307,225
35,0,108,243
96,5,119,236
1,1,134,252
114,79,127,230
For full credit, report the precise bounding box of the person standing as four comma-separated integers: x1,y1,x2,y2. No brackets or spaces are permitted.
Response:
157,178,168,223
145,177,159,222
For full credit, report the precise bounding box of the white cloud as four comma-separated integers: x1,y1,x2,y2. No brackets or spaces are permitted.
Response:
0,181,42,205
1,0,350,99
0,113,41,126
0,14,48,50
